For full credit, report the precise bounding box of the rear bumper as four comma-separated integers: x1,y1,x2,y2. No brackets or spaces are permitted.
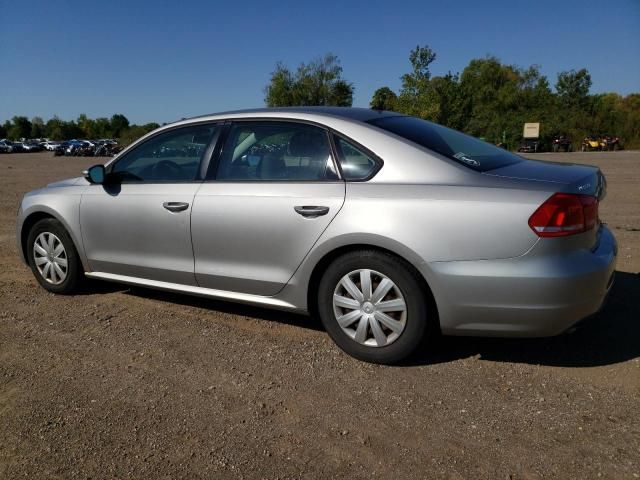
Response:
428,225,617,337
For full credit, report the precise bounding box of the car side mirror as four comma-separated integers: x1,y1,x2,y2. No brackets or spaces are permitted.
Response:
84,164,105,184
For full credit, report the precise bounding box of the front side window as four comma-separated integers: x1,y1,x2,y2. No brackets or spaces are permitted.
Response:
368,116,523,172
111,124,218,182
216,122,338,181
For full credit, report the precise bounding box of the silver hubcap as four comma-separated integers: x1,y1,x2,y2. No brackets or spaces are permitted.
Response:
333,269,407,347
33,232,68,285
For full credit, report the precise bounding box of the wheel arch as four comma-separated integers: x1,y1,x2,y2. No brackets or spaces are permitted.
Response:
305,243,440,333
19,209,87,270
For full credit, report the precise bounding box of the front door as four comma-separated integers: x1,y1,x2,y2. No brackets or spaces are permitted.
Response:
191,120,345,296
80,123,220,285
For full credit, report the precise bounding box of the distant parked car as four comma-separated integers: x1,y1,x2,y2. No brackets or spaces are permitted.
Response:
581,136,603,152
65,140,90,156
517,138,541,153
96,142,122,156
601,135,622,151
54,141,71,156
41,141,60,151
10,142,26,153
22,142,44,152
552,135,573,152
0,140,15,153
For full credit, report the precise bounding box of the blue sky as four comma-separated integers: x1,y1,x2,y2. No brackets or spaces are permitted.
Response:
1,0,639,125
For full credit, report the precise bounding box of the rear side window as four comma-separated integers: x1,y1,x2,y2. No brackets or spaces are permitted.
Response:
334,137,380,180
368,116,522,172
216,122,338,181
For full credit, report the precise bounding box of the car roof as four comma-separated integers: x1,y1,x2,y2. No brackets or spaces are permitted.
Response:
178,107,401,125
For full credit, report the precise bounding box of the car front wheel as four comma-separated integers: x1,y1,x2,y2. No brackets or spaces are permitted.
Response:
317,250,430,364
27,218,83,294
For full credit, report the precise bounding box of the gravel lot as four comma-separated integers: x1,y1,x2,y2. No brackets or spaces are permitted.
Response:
1,151,638,479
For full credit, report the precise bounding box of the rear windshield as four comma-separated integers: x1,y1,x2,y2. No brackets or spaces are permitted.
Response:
368,116,523,172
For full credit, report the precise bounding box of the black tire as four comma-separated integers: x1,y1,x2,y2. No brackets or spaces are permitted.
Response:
26,218,83,294
317,250,430,364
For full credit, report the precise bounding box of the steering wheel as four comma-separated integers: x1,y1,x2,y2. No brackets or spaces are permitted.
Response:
153,160,182,179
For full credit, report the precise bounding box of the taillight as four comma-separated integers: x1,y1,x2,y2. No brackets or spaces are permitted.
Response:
528,193,598,237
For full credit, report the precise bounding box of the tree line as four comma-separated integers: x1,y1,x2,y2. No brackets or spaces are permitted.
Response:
265,46,640,149
3,46,637,150
0,114,160,146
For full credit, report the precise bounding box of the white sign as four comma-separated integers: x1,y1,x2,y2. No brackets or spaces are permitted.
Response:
523,123,540,139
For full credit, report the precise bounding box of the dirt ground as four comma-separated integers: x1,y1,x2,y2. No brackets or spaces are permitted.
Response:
1,151,638,479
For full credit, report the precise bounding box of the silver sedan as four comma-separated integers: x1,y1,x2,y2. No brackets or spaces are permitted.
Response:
16,108,617,363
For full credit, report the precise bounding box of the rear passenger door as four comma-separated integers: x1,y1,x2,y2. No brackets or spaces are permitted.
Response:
191,120,345,296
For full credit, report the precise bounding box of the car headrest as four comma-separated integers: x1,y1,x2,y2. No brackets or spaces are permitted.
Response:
288,131,328,157
257,153,287,179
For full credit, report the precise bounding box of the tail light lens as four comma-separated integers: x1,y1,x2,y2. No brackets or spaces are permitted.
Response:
528,193,598,237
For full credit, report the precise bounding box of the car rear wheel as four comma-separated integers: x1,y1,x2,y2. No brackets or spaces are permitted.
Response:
27,218,83,294
317,250,429,364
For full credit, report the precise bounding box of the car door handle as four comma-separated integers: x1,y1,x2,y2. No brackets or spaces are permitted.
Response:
163,201,190,213
294,205,330,218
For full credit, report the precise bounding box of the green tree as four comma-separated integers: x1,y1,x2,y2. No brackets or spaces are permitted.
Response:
45,116,65,140
370,87,398,111
30,117,46,138
93,117,113,138
110,114,130,137
619,93,640,147
554,68,592,143
62,121,83,139
265,62,295,107
0,120,9,139
513,66,555,141
590,93,622,135
77,114,97,138
458,57,521,142
395,45,438,118
8,116,32,140
328,77,354,107
265,53,354,107
402,45,437,92
427,73,465,129
556,69,592,107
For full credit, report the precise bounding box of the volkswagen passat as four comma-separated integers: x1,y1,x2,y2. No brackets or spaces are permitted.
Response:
16,108,617,363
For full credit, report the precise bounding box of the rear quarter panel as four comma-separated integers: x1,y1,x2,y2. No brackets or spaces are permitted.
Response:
280,182,550,311
336,183,546,262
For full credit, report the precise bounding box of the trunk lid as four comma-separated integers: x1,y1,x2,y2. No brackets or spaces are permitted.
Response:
484,158,606,200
